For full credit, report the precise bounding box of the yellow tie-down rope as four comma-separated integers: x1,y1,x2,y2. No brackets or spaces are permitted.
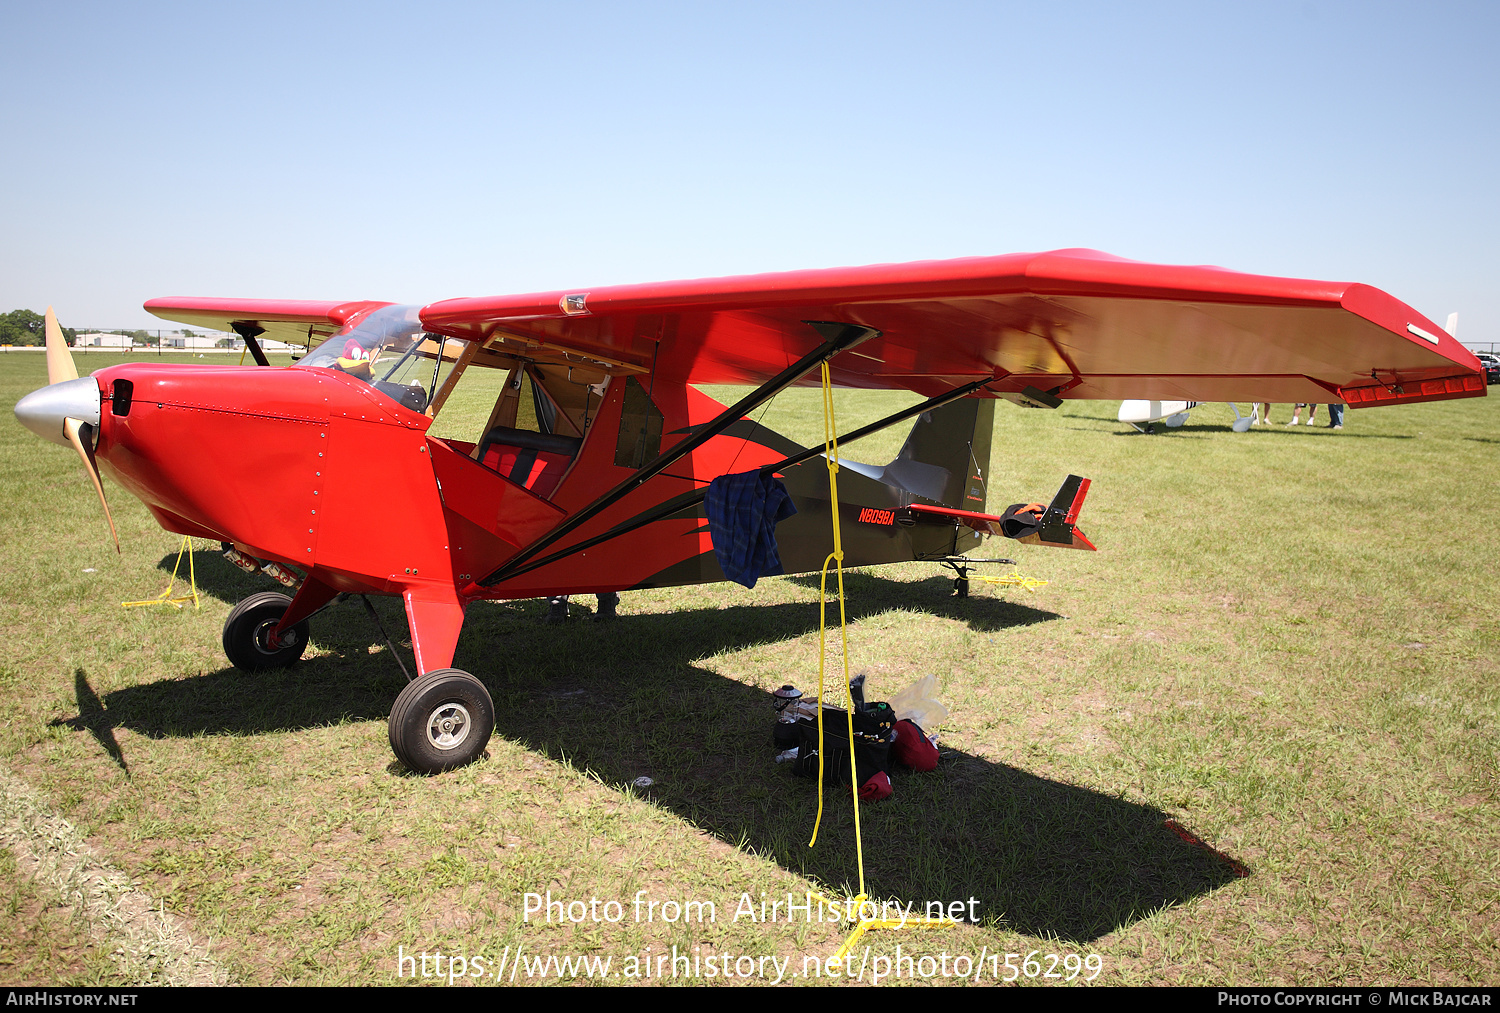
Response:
808,362,861,867
122,535,200,609
806,364,961,962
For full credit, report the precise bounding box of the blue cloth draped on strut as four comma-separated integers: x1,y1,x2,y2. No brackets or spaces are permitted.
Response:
704,470,798,589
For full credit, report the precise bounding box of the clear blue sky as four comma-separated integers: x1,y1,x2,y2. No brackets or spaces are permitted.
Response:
3,1,1496,340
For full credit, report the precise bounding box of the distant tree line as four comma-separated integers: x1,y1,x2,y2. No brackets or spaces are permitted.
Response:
0,310,166,346
2,311,241,349
0,309,75,345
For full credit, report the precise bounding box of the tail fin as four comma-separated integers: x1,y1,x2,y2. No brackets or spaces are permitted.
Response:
837,398,995,509
1015,475,1096,550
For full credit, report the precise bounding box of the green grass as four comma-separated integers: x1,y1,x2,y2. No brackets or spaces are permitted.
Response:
1,350,1496,985
0,847,113,985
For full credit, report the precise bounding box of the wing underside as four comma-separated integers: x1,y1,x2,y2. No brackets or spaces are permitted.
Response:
143,297,393,348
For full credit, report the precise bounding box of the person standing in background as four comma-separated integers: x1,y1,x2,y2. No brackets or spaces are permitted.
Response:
545,592,620,623
1287,403,1319,426
1326,403,1345,429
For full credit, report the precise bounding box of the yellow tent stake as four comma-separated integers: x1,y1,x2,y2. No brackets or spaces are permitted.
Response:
980,570,1049,593
832,913,960,963
805,888,963,962
122,536,200,609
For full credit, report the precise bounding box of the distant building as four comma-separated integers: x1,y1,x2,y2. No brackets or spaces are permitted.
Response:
75,332,136,349
218,336,300,352
165,333,227,349
65,329,302,352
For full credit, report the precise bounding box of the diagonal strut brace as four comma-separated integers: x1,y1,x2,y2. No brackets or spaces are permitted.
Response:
478,321,879,586
483,373,1000,584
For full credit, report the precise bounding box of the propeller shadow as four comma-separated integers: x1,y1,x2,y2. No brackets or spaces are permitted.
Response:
51,669,130,775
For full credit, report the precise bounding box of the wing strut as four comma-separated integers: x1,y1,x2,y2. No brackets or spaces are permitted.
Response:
478,374,998,584
478,322,879,586
231,322,270,366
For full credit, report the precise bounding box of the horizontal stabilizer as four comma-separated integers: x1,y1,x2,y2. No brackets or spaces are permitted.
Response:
908,502,1007,535
914,476,1096,550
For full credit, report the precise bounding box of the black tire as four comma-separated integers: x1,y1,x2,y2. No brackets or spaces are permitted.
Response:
388,669,494,774
222,592,309,671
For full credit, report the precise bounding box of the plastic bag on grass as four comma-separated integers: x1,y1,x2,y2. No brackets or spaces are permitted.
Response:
888,674,948,733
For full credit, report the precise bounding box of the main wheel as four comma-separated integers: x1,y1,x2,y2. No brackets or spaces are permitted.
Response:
222,591,309,671
388,669,494,774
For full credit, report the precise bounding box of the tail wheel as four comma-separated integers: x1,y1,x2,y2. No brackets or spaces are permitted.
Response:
388,669,494,774
222,592,309,671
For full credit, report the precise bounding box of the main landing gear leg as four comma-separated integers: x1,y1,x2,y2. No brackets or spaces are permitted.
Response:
389,590,493,774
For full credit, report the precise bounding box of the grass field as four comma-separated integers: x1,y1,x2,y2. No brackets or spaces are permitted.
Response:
1,351,1496,986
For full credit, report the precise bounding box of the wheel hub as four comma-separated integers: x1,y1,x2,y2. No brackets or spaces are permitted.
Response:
253,618,301,653
426,703,472,751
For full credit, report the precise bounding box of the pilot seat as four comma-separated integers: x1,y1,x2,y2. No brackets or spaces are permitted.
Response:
475,425,582,498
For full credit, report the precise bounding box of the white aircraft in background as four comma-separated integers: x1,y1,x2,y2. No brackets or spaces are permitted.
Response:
1118,400,1257,434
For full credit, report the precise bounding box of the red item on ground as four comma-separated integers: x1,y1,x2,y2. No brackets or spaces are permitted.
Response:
859,771,892,800
891,720,939,772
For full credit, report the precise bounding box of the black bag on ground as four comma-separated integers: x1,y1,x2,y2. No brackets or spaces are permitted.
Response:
791,702,895,786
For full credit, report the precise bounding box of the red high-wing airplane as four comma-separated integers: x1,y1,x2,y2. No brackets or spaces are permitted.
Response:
14,249,1484,774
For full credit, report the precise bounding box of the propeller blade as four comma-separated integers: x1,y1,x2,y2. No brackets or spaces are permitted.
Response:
62,416,120,554
45,307,79,386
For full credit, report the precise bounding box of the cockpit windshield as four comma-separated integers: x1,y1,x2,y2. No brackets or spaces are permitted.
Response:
299,304,460,414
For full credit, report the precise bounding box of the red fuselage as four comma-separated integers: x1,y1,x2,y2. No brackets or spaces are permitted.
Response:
90,362,782,595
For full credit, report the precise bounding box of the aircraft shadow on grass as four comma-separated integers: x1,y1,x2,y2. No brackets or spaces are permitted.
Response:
61,554,1245,942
